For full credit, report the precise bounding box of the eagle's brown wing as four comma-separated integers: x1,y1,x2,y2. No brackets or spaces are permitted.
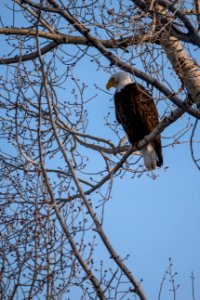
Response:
132,83,163,167
114,83,163,167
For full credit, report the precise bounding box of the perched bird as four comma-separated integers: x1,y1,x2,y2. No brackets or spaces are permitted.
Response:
106,71,163,170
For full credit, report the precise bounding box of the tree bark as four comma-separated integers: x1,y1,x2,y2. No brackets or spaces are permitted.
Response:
161,34,200,104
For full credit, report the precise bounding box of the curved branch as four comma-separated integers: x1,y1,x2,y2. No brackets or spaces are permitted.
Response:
189,119,200,170
43,0,200,119
132,0,200,47
0,27,155,64
0,40,59,64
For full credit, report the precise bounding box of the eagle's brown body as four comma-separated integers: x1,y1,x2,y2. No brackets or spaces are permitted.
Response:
114,82,163,167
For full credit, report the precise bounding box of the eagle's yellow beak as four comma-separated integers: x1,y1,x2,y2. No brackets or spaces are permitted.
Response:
106,78,115,90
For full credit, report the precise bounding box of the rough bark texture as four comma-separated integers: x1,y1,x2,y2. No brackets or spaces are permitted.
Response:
161,34,200,104
132,0,200,105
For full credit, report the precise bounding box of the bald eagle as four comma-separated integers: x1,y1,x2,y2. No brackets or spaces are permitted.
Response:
106,71,163,170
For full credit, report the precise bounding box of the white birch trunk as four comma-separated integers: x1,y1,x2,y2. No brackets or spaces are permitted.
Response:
161,34,200,104
133,1,200,106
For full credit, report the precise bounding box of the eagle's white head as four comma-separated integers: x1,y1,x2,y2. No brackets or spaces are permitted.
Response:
106,71,132,92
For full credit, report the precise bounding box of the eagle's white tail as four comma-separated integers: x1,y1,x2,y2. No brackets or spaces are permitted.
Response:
141,143,157,170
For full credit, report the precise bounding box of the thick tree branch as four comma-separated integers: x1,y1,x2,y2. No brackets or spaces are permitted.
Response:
132,0,200,46
0,27,155,64
133,0,200,106
1,2,199,118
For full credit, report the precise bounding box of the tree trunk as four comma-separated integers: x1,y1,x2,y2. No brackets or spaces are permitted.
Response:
161,34,200,104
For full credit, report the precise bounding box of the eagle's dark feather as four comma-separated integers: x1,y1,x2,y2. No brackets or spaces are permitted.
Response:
114,82,163,167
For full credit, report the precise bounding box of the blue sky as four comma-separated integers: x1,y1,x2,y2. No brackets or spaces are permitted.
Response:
104,145,200,299
1,1,200,299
